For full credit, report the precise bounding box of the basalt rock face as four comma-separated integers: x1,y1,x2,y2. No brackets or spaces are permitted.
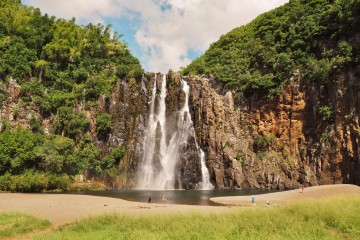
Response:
102,77,148,187
2,72,358,189
182,71,360,189
67,70,360,191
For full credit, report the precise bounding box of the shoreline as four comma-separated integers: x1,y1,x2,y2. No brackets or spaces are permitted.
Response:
1,184,359,226
0,192,232,227
210,184,360,206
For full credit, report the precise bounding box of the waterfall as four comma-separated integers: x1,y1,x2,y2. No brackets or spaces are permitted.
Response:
180,79,213,190
137,75,213,190
137,73,158,188
137,74,170,189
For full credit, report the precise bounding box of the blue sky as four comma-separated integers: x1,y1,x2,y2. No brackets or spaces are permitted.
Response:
23,0,288,72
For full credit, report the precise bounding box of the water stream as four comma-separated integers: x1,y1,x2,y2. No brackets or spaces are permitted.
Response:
137,75,212,190
180,79,213,190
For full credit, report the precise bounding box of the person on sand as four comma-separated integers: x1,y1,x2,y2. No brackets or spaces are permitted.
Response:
251,195,255,206
301,184,304,193
148,197,152,203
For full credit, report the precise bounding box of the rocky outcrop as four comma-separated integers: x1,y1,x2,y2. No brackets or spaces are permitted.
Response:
181,70,359,189
0,78,40,130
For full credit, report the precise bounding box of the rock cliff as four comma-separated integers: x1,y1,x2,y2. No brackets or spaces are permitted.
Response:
183,71,359,189
1,71,359,189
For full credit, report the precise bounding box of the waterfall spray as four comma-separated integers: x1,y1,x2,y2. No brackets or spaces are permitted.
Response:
137,75,213,190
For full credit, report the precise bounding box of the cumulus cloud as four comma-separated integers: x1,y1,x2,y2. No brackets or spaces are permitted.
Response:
23,0,289,72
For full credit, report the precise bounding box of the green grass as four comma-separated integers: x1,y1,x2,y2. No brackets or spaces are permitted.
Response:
0,212,50,239
30,196,360,240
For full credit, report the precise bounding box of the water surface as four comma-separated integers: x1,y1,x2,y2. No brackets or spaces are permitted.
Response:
74,189,278,206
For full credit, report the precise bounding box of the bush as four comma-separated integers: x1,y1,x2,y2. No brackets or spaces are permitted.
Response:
319,105,334,123
0,172,12,191
0,37,37,82
46,174,72,191
84,77,104,102
96,113,111,141
10,170,48,193
53,107,90,140
0,172,74,192
29,116,43,133
101,145,125,179
36,136,75,174
253,133,274,152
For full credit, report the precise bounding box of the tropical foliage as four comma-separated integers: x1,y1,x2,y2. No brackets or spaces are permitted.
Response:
183,0,360,98
0,0,137,191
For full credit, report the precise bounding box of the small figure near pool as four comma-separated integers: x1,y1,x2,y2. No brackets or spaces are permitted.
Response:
251,195,256,206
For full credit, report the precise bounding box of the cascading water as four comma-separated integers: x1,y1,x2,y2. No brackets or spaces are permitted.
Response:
180,79,213,190
137,73,158,188
137,75,213,190
137,74,169,189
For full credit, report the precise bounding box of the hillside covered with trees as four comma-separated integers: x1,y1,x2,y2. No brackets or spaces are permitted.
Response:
183,0,359,98
0,0,143,192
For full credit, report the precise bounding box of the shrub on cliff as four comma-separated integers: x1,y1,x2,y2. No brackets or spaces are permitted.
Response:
319,105,334,123
53,107,90,140
96,113,112,141
253,133,275,152
101,145,125,179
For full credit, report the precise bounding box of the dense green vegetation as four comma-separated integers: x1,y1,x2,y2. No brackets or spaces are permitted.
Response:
96,113,112,141
183,0,360,98
0,0,138,191
0,212,50,238
30,197,360,240
0,124,125,192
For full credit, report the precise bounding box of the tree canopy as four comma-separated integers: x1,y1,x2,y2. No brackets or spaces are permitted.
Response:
0,0,135,192
182,0,360,98
0,0,143,111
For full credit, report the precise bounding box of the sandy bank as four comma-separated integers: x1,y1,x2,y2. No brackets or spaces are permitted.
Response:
210,184,360,206
0,193,231,226
1,184,359,226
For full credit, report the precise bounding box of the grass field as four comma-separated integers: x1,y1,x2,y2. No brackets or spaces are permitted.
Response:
0,212,50,239
28,196,360,240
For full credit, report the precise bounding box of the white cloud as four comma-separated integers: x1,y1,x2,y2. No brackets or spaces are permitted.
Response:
23,0,289,72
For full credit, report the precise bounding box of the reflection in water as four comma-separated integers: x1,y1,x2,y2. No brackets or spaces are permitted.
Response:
74,189,278,206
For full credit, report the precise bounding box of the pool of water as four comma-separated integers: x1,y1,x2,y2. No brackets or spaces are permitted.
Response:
73,189,278,206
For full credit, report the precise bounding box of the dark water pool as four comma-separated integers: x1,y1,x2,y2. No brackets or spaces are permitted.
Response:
72,189,278,206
